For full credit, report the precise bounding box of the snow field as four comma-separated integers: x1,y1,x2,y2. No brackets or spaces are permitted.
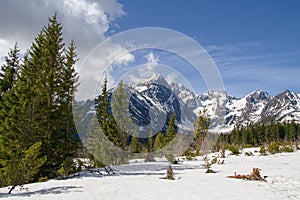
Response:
1,149,299,200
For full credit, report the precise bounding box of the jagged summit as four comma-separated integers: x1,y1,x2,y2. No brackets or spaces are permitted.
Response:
245,89,270,104
138,73,170,89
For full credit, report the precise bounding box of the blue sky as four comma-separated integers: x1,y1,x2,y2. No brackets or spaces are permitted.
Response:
113,0,300,97
0,0,299,98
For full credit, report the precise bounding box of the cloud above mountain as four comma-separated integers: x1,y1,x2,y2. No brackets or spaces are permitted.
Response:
0,0,125,63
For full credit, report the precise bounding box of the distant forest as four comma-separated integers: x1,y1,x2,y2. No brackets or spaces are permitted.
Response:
217,121,300,149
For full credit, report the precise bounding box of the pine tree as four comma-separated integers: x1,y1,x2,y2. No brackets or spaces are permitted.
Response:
0,13,79,182
0,142,47,194
111,80,131,149
85,117,106,167
94,78,130,165
165,112,177,144
192,107,210,151
130,129,142,153
97,77,112,141
164,112,177,163
147,130,154,152
154,132,165,157
0,43,20,99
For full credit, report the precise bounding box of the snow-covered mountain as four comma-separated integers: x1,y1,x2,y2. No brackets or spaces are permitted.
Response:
77,74,300,135
196,89,300,133
261,90,300,123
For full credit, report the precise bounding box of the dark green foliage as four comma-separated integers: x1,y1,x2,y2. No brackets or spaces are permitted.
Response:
38,177,49,183
222,121,300,148
0,13,79,189
228,145,240,155
164,112,178,163
130,129,142,153
154,132,165,157
111,80,131,149
0,142,47,194
85,118,107,167
281,145,294,153
57,157,80,178
210,157,218,165
165,112,177,144
0,43,20,98
268,142,281,154
146,130,154,153
259,146,267,156
192,108,210,151
93,79,129,165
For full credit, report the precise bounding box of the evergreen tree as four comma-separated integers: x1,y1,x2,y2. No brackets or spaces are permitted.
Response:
0,13,79,183
85,118,106,167
154,132,165,157
0,142,47,194
130,129,142,153
165,112,177,144
111,80,131,149
147,130,154,152
96,77,113,142
192,107,210,151
164,112,177,163
19,13,79,177
94,78,130,165
0,43,20,99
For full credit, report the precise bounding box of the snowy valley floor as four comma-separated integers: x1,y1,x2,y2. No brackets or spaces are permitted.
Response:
1,149,300,200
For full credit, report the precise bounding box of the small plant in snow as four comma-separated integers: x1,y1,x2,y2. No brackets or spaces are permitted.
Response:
203,156,216,173
260,145,267,156
268,142,281,154
228,145,240,155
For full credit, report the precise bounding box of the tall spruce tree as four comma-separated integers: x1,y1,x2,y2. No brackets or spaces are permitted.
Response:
130,129,142,153
0,45,48,193
192,107,210,151
154,132,165,157
85,117,106,167
0,13,79,186
19,13,79,178
95,78,130,165
0,43,20,99
165,112,177,144
111,80,131,149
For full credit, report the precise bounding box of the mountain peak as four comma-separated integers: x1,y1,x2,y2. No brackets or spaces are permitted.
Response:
139,73,170,88
246,89,270,102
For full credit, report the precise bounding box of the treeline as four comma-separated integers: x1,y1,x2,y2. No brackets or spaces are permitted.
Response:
216,121,300,149
0,14,79,192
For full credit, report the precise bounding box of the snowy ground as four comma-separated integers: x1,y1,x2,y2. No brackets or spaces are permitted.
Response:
1,149,300,200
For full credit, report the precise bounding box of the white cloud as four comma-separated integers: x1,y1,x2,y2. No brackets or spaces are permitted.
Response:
0,0,125,60
63,0,109,31
78,41,135,100
136,52,160,78
144,52,159,65
0,0,127,100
